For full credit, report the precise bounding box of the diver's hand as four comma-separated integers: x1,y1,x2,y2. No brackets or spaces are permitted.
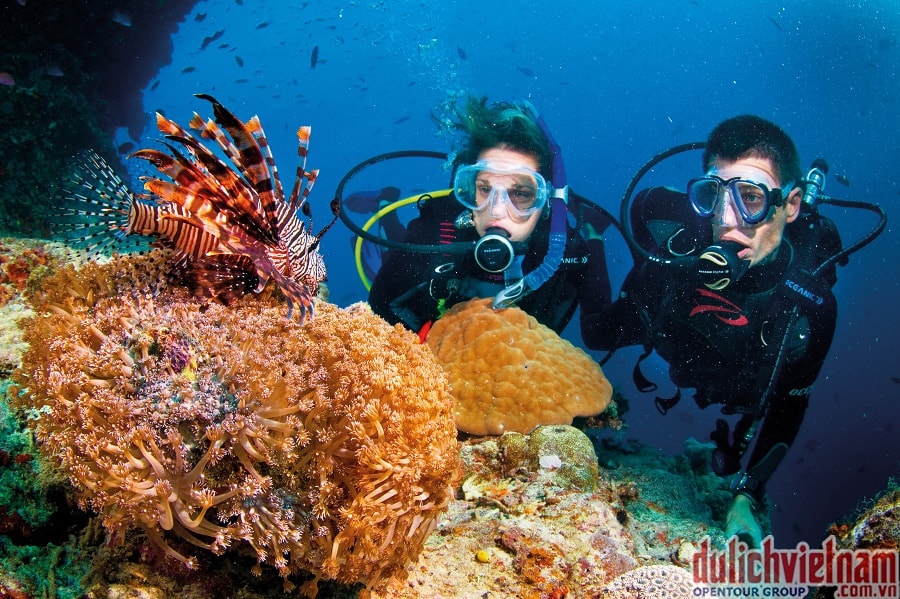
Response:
725,494,763,548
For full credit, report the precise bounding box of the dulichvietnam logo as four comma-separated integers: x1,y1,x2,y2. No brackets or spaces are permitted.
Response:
690,536,898,598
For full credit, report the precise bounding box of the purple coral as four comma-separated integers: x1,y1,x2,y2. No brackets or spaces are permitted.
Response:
160,332,191,373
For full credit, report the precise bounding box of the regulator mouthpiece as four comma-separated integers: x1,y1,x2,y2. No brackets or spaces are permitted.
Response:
697,241,750,290
474,227,516,273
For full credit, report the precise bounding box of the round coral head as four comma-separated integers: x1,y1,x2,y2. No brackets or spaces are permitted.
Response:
426,298,613,435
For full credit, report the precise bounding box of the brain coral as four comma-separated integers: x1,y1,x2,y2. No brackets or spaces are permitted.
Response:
596,564,698,598
425,298,612,435
10,254,459,596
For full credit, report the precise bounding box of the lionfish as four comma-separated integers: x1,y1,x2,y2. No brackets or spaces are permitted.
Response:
59,94,337,323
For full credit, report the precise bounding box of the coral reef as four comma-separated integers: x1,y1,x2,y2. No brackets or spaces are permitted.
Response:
360,432,734,598
0,238,78,377
808,479,900,599
9,252,459,596
426,298,613,435
829,480,900,551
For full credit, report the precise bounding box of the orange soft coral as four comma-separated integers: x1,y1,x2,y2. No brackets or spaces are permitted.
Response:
10,253,459,596
426,298,613,436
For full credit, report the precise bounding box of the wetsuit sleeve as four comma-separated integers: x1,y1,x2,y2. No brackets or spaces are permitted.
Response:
737,299,838,502
576,237,612,344
580,187,697,352
367,215,437,330
581,259,667,351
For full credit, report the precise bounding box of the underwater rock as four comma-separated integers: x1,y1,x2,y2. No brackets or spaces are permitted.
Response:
498,425,600,492
1,2,198,235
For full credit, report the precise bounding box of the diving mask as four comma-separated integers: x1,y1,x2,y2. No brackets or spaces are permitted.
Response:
454,160,550,220
688,174,791,225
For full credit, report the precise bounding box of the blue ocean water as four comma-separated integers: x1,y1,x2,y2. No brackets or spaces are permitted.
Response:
128,0,899,547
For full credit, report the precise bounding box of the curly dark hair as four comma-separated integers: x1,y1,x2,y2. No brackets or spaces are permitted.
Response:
451,96,553,179
702,115,802,187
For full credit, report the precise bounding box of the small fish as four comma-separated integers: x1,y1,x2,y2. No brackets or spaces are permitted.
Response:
517,66,534,77
235,55,244,67
457,46,467,60
110,10,132,27
195,12,207,22
117,142,135,154
310,45,319,69
0,72,15,87
769,17,782,31
394,115,411,124
891,376,900,384
45,65,64,77
150,80,160,91
834,173,851,187
256,21,270,29
182,66,196,74
201,30,225,51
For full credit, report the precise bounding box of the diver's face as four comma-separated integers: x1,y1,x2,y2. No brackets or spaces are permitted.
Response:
709,156,800,268
471,147,543,242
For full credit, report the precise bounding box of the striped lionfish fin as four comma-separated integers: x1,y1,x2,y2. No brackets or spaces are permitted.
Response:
244,114,286,208
286,127,317,216
195,94,281,243
133,140,276,248
170,253,259,305
55,150,151,255
153,113,272,232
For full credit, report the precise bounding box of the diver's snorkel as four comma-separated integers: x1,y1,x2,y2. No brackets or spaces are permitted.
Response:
493,103,569,309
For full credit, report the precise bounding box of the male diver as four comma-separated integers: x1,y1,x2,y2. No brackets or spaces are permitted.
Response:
586,115,853,546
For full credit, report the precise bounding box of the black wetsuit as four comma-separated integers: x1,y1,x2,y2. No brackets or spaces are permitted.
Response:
368,192,611,337
584,187,839,502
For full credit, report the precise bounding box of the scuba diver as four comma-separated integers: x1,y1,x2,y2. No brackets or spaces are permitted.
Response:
585,115,886,547
359,96,614,340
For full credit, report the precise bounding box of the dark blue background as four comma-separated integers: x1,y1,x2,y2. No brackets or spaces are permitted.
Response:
124,0,899,547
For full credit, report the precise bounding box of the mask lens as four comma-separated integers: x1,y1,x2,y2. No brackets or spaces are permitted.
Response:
453,161,548,217
732,181,769,223
688,178,722,216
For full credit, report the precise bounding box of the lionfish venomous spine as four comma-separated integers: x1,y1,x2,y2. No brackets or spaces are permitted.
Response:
59,94,337,323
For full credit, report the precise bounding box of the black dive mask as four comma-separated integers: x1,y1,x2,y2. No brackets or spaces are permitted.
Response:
696,241,750,290
474,227,526,273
